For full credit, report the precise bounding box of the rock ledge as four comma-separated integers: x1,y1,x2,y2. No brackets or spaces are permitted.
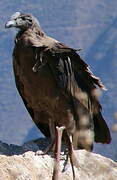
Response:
0,139,117,180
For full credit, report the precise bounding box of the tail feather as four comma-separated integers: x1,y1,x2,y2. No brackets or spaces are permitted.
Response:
94,112,111,144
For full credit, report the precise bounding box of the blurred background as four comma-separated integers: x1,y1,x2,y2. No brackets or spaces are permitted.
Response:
0,0,117,160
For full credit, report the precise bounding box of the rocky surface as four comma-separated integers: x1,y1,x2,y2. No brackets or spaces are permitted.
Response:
0,138,117,180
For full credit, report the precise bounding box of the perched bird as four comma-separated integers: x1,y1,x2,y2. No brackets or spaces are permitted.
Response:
5,12,111,179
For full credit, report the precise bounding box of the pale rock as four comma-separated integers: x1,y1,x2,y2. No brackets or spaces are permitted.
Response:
0,139,116,180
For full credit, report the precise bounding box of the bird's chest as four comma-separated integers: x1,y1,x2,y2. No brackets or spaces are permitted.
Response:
13,46,59,112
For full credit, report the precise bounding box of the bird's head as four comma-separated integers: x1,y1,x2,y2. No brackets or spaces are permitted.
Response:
5,12,40,30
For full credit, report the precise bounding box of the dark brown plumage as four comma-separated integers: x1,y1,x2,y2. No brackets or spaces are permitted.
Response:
5,12,111,179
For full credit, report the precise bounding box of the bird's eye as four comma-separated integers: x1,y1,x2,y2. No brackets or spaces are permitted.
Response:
21,16,26,21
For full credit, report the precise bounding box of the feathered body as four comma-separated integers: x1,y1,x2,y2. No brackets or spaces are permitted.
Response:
5,12,111,151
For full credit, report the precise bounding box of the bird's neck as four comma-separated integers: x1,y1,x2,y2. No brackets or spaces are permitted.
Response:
15,25,45,44
27,22,45,37
31,24,45,37
17,24,45,38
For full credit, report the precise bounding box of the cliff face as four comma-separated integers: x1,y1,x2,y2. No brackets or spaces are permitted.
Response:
0,138,117,180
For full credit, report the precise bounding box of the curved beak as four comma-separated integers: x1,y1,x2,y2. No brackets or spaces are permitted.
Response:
5,20,16,28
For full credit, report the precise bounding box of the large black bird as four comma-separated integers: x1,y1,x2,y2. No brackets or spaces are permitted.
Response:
5,12,111,179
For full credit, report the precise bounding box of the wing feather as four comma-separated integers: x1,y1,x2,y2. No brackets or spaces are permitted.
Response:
41,43,111,144
20,30,111,144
